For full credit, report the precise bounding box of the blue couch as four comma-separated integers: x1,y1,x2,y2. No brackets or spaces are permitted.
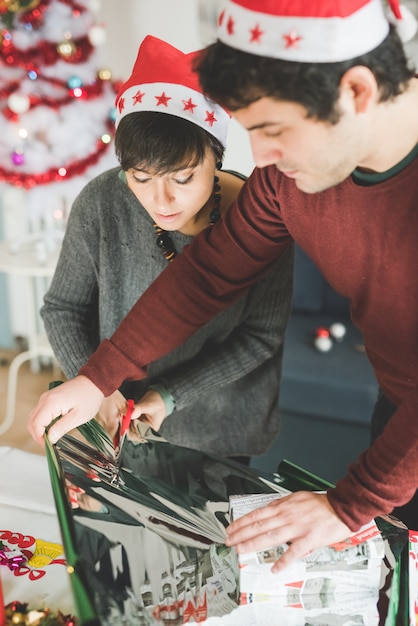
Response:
250,245,378,480
280,245,378,427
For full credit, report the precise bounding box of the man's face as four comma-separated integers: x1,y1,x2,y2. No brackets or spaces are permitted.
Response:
233,96,367,193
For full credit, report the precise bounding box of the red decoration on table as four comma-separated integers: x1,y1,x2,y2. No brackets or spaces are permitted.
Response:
0,531,66,582
0,544,25,571
315,327,330,338
5,600,77,625
313,327,333,353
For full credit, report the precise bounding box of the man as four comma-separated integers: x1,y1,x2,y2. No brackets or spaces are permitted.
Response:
29,0,418,572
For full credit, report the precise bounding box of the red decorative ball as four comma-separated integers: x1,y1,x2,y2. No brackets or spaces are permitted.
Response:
315,327,330,338
313,327,333,352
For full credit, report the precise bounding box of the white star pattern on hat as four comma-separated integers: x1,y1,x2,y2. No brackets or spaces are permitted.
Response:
217,0,412,62
114,36,231,146
116,83,225,143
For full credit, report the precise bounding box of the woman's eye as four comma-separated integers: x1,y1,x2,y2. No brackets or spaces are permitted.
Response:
133,176,151,184
174,175,193,185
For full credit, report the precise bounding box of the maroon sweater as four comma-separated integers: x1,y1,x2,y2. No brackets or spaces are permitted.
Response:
80,156,418,531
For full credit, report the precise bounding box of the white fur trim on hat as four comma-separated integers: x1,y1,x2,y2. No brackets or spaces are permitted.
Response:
218,0,391,62
115,83,229,147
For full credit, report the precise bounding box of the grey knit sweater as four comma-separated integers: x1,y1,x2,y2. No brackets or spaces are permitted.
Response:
41,167,294,457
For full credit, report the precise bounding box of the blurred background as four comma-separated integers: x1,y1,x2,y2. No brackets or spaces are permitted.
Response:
0,0,254,457
0,0,417,481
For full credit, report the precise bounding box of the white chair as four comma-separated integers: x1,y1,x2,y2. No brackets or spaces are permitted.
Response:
0,238,60,435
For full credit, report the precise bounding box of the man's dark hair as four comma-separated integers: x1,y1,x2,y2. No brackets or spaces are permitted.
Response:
115,111,224,172
196,26,415,123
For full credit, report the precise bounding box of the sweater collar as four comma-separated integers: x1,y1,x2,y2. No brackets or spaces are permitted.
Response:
352,142,418,186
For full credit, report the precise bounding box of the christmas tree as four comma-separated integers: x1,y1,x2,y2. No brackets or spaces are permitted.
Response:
0,0,120,251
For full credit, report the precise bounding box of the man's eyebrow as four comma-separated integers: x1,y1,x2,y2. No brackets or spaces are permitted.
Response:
246,121,282,131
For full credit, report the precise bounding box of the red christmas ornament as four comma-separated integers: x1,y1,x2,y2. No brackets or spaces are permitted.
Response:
315,327,330,339
314,327,333,352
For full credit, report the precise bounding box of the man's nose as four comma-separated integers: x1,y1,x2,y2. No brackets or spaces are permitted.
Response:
250,136,283,168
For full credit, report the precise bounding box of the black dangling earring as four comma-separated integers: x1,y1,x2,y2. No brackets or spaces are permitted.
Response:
209,175,221,226
154,225,176,262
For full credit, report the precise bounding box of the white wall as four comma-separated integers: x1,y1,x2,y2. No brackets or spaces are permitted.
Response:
99,0,201,75
97,0,255,176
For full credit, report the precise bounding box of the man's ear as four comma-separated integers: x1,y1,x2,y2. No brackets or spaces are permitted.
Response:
339,66,378,114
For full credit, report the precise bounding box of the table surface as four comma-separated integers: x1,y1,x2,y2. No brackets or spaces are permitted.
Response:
0,447,75,615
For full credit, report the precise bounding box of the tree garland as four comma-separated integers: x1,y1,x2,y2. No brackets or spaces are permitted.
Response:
0,119,115,187
0,0,85,30
0,34,95,68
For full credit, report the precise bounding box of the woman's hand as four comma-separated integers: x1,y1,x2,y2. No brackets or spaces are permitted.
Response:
28,375,104,445
134,389,167,431
96,389,129,439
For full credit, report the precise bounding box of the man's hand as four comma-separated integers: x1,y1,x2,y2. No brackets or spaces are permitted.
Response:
28,375,104,446
225,491,352,572
133,389,167,431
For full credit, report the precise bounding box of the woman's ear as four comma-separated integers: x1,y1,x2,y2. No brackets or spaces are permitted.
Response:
339,66,378,114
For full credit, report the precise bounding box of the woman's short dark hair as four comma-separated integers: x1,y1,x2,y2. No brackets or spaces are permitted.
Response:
196,26,415,124
115,111,224,172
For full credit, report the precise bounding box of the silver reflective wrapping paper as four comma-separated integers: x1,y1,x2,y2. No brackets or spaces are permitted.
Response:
46,420,408,626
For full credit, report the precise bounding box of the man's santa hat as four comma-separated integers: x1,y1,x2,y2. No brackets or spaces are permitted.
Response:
115,35,230,147
217,0,417,63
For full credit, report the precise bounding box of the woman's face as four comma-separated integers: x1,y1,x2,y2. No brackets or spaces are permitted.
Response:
126,150,217,235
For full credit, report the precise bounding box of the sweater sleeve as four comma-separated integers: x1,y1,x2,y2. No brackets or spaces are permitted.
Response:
41,190,100,379
158,244,294,411
327,384,418,530
79,166,291,394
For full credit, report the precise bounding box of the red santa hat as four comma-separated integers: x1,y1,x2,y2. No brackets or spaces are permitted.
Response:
115,35,230,147
217,0,417,63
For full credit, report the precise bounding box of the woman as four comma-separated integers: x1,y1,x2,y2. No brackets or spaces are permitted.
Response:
40,35,294,459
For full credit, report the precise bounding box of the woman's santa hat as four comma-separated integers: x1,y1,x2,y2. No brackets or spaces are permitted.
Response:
115,35,230,147
217,0,417,63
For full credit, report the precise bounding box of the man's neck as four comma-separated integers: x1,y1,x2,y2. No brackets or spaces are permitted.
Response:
358,76,418,173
